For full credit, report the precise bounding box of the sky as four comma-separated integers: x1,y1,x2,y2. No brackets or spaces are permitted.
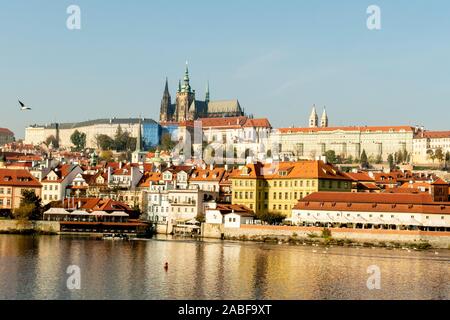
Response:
1,0,450,139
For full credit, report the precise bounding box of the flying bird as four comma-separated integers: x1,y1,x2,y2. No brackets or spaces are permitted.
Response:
18,100,32,111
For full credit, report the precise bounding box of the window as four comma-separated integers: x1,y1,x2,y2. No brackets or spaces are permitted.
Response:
285,192,288,199
273,205,276,210
284,205,288,210
279,192,282,199
278,205,282,210
273,193,277,200
274,181,277,187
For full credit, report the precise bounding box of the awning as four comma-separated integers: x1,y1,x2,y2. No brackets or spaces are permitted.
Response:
398,218,422,226
422,220,448,227
70,210,90,216
44,208,69,215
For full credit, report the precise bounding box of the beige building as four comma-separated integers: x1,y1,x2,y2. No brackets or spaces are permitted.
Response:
274,125,414,162
25,118,156,149
412,130,450,165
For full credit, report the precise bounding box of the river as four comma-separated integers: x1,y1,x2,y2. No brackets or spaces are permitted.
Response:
0,235,448,300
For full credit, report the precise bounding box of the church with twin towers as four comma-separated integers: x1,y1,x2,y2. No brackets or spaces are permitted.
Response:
159,63,245,123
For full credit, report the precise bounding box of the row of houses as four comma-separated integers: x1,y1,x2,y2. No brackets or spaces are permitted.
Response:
22,115,450,166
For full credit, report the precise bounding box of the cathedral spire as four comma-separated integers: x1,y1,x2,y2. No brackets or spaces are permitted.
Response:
183,61,191,93
321,106,328,128
164,77,169,94
177,79,181,93
205,81,210,104
309,104,318,128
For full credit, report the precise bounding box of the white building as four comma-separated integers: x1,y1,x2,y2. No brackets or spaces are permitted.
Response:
41,164,83,204
412,130,450,165
274,125,415,162
292,186,450,231
205,202,255,228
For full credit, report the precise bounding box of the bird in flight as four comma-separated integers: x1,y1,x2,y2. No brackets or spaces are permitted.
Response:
18,100,32,111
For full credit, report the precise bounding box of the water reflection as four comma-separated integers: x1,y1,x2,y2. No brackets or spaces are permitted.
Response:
0,235,448,300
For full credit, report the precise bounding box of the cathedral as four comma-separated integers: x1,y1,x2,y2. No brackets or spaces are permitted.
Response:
159,64,244,123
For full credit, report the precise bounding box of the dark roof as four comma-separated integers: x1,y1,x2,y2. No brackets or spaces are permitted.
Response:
28,118,158,130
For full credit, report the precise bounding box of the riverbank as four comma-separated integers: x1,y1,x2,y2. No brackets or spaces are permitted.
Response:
202,223,450,249
0,220,60,235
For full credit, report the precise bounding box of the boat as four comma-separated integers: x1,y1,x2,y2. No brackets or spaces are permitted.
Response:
102,233,130,240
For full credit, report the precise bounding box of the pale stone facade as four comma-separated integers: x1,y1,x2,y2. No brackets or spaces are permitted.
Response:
412,131,450,165
273,126,414,162
25,119,153,149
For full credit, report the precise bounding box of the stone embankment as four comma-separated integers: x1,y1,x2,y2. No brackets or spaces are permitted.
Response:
202,224,450,249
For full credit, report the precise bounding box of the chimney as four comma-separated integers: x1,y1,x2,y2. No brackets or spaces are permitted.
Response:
210,163,214,171
224,164,228,171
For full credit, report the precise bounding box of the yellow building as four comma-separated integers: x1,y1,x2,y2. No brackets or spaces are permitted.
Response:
230,161,352,217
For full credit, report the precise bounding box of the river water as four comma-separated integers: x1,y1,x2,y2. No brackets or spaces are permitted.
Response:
0,235,448,300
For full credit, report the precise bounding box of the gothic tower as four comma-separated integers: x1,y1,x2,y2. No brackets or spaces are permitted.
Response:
320,107,328,127
175,63,195,122
160,77,172,122
309,105,318,128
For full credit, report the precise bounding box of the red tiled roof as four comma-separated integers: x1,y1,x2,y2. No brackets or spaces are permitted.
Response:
432,178,448,185
0,168,42,188
294,192,450,215
214,204,255,216
230,161,351,181
278,126,414,134
418,131,450,139
0,128,14,135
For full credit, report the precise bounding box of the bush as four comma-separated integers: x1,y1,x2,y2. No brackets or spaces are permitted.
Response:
321,228,332,239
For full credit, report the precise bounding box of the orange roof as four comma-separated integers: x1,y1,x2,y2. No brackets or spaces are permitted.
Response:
137,172,162,187
0,128,14,135
213,204,255,216
230,161,351,181
0,168,42,188
189,167,225,182
346,172,375,182
61,198,131,212
432,178,448,185
196,116,271,129
418,131,450,139
278,126,414,134
294,192,450,215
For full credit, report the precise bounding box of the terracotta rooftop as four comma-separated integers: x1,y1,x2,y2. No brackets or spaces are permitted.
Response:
294,192,450,215
0,168,42,188
278,126,414,134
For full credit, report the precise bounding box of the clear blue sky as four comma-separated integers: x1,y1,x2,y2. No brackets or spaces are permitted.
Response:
1,0,450,138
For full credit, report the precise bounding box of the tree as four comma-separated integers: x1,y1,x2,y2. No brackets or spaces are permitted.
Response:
114,126,136,152
445,152,450,169
160,132,176,151
324,150,337,164
435,147,444,164
256,212,285,225
45,135,59,148
375,154,383,164
70,130,86,151
387,154,395,170
427,149,436,163
99,150,114,162
96,134,115,150
13,190,43,221
360,150,369,168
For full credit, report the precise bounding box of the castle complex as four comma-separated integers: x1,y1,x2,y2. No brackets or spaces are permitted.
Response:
159,64,244,123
